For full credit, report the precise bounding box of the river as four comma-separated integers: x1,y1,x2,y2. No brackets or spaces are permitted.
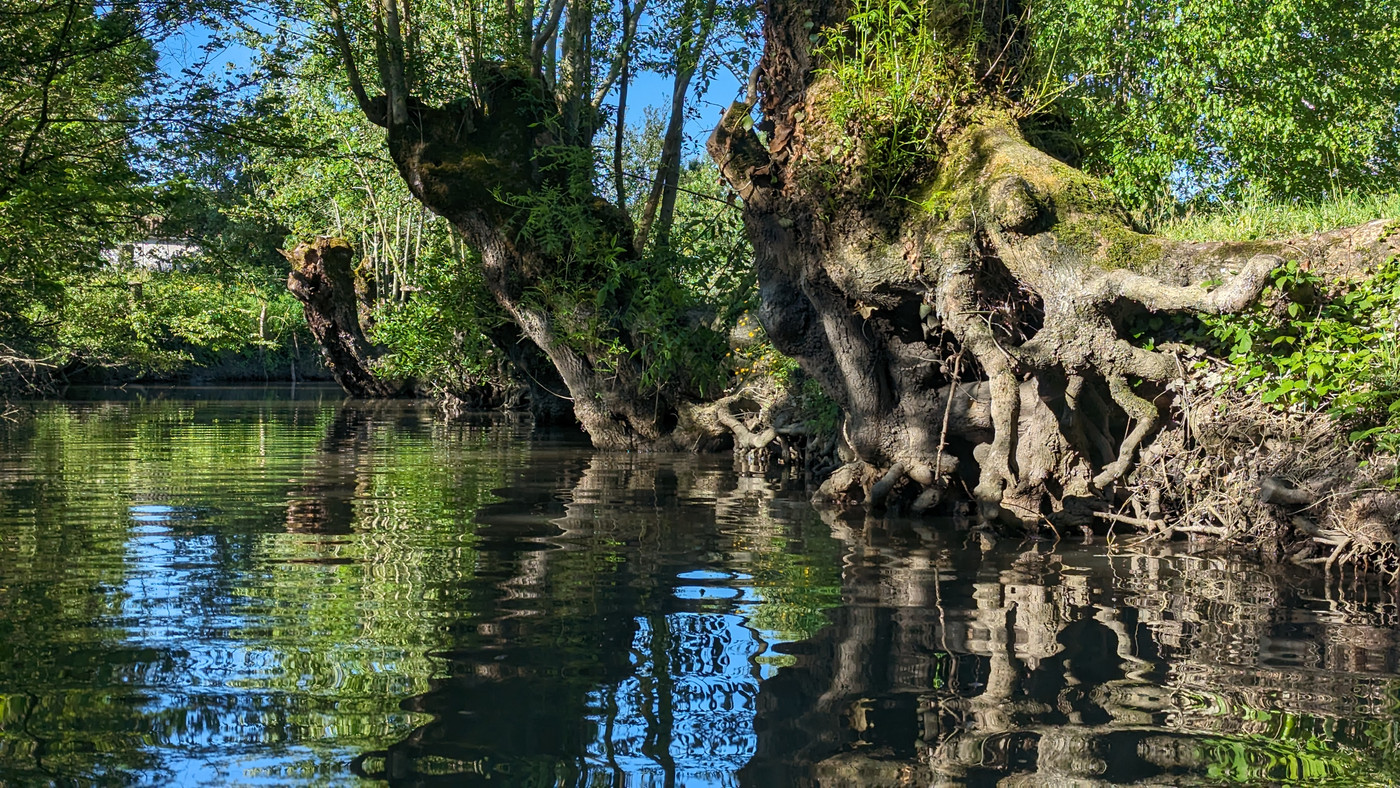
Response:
0,388,1396,785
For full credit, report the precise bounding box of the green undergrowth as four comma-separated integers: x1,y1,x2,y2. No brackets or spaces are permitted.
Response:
1155,190,1400,242
523,245,739,401
367,261,506,397
504,148,754,401
42,265,316,382
1187,258,1400,455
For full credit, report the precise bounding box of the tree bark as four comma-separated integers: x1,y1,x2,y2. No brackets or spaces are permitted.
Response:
710,0,1400,525
369,76,691,448
285,237,406,398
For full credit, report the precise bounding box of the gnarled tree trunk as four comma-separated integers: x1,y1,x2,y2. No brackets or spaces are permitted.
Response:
373,84,681,449
711,0,1400,526
324,0,706,450
285,237,406,398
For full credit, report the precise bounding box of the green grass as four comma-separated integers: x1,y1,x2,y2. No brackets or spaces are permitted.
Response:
1155,190,1400,242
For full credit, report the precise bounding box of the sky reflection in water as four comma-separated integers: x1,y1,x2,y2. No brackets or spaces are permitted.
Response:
0,389,1398,786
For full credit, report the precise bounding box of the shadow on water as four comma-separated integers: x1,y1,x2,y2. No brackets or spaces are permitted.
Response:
1,392,1398,786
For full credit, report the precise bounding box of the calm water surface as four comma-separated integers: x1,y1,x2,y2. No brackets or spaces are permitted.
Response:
1,388,1398,786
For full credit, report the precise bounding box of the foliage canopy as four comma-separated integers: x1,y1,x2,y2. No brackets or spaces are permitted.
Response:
1035,0,1400,219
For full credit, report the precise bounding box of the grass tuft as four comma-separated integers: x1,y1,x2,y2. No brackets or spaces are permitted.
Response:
1155,190,1400,242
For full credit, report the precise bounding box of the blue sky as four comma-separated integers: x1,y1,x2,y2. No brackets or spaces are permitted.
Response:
157,18,743,163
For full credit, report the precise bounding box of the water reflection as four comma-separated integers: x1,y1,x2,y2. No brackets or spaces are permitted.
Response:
358,453,839,785
1,393,1399,785
0,393,527,783
744,521,1400,786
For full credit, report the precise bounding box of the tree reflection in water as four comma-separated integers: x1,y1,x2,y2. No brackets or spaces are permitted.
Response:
4,397,1399,785
365,449,1400,787
358,454,840,786
746,518,1400,786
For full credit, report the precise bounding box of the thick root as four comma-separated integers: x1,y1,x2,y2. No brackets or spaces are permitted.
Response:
678,377,847,480
813,461,884,508
1091,374,1160,490
712,98,1400,551
930,192,1291,524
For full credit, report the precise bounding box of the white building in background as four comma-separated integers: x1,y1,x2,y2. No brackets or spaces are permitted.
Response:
101,238,201,271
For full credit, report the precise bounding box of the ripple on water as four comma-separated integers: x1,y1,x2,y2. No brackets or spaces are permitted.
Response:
1,395,1399,786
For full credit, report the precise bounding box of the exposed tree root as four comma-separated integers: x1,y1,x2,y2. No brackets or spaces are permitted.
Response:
678,373,840,478
711,86,1400,564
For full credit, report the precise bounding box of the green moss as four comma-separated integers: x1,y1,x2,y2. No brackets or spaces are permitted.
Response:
1053,215,1163,271
912,122,992,219
1053,219,1098,257
1105,229,1164,270
919,188,955,219
418,146,529,213
1048,175,1113,214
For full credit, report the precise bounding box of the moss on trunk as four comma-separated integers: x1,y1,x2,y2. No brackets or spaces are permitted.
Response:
709,0,1400,560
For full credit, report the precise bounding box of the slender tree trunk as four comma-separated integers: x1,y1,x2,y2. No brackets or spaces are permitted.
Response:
635,71,691,253
613,34,630,210
635,0,719,253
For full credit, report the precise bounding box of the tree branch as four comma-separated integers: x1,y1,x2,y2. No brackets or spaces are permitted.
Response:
17,0,79,175
591,0,647,112
635,0,720,252
325,0,383,125
530,0,568,65
381,0,410,126
707,101,770,203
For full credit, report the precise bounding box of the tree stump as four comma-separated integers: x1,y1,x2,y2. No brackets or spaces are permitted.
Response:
284,237,405,398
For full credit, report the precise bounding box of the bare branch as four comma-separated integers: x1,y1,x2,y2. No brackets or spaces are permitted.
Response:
591,0,648,112
530,0,568,64
325,0,383,125
744,62,761,105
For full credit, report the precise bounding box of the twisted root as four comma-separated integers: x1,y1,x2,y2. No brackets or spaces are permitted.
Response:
936,241,1281,523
